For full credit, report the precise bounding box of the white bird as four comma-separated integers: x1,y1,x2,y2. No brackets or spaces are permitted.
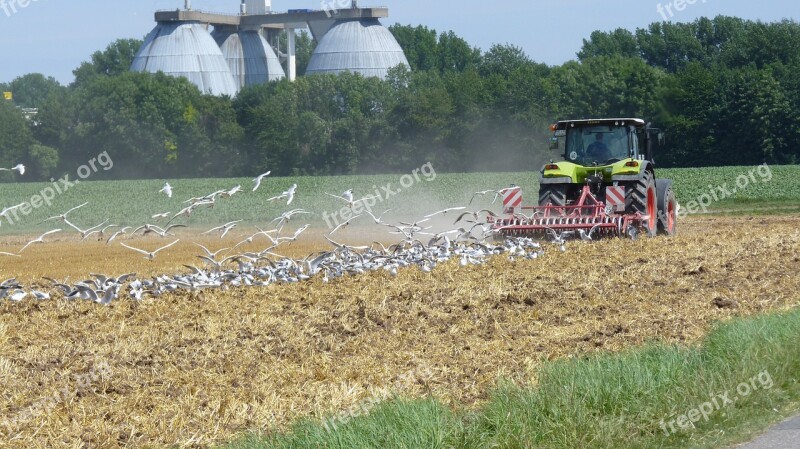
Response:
194,243,230,259
203,220,242,239
364,209,392,224
43,202,89,223
159,182,173,198
0,164,25,175
268,184,297,205
330,215,362,236
64,219,108,240
105,227,131,245
577,224,603,241
325,189,378,208
0,203,24,224
19,229,62,253
424,207,466,219
120,239,180,261
220,185,242,198
252,171,271,192
0,252,20,257
468,186,520,205
152,212,171,220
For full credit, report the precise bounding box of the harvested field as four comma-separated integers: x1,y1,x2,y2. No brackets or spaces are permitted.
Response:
0,214,799,448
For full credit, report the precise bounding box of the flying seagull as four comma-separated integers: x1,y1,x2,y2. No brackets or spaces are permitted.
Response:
19,229,62,253
159,182,173,198
0,164,25,175
252,171,271,192
43,202,89,223
120,239,180,261
268,184,297,205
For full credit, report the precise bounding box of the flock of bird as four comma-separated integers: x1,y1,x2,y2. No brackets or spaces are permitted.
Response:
0,169,577,305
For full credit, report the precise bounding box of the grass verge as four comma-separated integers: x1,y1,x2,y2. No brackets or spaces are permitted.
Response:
221,307,800,449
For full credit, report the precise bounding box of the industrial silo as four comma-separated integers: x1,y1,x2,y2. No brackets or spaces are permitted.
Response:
212,29,285,90
130,22,239,97
305,18,409,79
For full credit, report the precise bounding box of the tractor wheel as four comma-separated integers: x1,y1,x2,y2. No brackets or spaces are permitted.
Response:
538,184,567,207
656,179,677,236
625,170,657,237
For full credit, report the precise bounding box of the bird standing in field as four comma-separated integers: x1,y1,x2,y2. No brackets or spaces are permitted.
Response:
159,182,173,198
252,171,271,192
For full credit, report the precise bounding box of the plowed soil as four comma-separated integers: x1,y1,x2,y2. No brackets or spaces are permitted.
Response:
0,215,798,448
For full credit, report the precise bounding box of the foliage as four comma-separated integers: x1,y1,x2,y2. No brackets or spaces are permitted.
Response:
3,16,800,180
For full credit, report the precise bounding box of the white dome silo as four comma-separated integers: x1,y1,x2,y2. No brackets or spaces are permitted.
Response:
306,18,409,79
131,22,239,97
212,29,285,90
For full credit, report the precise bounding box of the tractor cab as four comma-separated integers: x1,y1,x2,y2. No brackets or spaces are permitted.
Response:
549,118,661,167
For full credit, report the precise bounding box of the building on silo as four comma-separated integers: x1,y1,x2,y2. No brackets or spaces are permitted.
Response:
305,18,409,80
212,28,286,90
130,21,239,97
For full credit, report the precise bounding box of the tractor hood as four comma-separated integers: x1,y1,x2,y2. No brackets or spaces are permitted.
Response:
541,159,643,183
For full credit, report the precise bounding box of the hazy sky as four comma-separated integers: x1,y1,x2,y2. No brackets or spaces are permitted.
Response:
1,0,799,85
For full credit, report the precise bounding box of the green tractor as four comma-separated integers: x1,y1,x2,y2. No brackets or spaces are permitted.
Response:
537,118,676,237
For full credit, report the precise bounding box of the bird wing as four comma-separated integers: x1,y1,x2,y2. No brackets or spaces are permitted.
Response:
154,239,180,254
120,242,151,256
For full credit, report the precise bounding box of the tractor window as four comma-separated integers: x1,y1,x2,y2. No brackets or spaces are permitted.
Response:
564,126,630,165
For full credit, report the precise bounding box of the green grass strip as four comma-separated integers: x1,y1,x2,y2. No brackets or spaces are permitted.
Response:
222,307,800,449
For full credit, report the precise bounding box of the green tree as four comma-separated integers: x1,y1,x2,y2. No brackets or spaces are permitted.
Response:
72,39,144,88
0,101,33,181
578,29,640,61
8,73,64,108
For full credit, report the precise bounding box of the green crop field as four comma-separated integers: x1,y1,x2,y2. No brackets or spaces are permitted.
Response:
0,164,797,234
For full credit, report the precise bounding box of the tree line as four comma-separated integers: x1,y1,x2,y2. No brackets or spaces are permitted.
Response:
1,15,799,181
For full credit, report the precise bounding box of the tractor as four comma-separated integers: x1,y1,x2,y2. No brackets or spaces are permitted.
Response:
491,118,677,239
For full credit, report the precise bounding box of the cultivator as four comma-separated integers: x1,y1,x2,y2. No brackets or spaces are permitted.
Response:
489,185,649,239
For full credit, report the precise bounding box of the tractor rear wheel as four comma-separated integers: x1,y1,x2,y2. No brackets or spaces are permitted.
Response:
538,184,567,207
625,170,657,237
656,179,677,236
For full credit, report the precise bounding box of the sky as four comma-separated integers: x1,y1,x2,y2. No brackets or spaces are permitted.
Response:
1,0,799,85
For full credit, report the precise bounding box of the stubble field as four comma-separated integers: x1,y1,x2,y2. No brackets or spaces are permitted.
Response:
0,213,798,448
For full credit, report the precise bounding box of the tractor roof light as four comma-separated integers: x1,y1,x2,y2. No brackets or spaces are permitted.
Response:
625,161,640,168
545,164,559,171
549,124,558,132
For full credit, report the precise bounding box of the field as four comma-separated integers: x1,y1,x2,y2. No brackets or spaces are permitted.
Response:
0,166,799,448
